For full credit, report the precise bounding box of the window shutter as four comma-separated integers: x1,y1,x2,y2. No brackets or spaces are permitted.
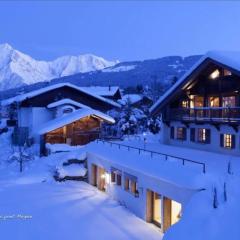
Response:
220,134,224,147
170,127,174,139
190,128,195,142
231,135,235,149
206,129,211,144
183,128,187,140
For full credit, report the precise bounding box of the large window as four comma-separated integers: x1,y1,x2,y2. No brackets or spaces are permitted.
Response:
181,100,188,108
208,96,219,107
194,96,204,107
124,173,139,197
176,127,186,140
222,96,236,108
111,168,122,186
223,69,232,76
197,128,210,143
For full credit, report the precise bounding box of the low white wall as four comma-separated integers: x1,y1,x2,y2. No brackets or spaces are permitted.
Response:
87,152,199,221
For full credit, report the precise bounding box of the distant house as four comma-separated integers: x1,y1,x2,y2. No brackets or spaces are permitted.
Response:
119,94,153,109
81,86,122,101
1,83,120,154
150,51,240,155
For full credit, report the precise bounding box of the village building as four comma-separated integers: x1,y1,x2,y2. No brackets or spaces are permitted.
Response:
118,94,153,110
84,140,203,234
150,51,240,155
81,86,122,101
1,83,120,153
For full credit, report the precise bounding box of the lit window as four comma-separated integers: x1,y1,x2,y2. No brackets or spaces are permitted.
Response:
208,97,219,107
210,69,220,79
194,96,204,107
111,172,116,183
224,134,232,148
116,174,122,186
222,96,236,107
124,174,139,197
181,100,188,108
176,127,186,140
197,128,210,143
124,178,130,191
224,69,232,76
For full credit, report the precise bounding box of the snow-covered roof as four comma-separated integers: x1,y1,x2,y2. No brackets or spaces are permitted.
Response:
47,98,91,109
36,108,115,135
81,86,120,97
118,94,143,105
150,50,240,114
1,83,121,108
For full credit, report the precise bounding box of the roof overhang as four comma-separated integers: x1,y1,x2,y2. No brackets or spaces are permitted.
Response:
1,82,121,108
36,108,115,135
150,51,240,116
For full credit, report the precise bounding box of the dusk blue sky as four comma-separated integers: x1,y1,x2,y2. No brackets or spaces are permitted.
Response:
0,1,240,61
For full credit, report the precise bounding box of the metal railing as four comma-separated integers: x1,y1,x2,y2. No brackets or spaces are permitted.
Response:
166,107,240,122
96,139,206,173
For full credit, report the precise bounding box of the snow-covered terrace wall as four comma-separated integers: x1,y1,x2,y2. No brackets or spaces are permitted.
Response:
86,142,204,222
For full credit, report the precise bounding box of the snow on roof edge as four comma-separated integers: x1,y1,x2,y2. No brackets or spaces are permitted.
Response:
47,98,91,109
1,83,121,108
36,108,115,135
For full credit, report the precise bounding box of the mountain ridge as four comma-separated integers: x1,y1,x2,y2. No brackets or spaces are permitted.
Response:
0,43,118,90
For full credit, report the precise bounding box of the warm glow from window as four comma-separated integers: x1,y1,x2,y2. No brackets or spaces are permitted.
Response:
224,134,232,148
182,100,188,108
198,128,206,142
171,200,182,225
222,96,236,107
224,69,232,76
210,69,220,79
209,97,219,107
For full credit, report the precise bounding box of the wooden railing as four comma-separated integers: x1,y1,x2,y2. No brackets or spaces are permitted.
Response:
165,107,240,122
96,139,206,173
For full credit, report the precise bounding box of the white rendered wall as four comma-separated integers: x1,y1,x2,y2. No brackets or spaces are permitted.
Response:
87,152,199,221
31,107,53,134
165,121,240,155
18,107,32,128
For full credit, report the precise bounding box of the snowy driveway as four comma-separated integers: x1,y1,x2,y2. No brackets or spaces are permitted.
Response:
0,181,161,240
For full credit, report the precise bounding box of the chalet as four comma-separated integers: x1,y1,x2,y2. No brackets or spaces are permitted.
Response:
150,51,240,155
81,86,122,101
1,83,119,153
119,94,153,109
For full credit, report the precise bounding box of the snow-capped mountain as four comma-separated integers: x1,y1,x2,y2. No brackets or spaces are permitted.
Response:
0,43,118,90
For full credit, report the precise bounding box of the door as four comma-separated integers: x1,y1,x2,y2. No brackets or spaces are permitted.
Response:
146,190,162,228
163,197,172,232
97,167,106,191
91,164,97,186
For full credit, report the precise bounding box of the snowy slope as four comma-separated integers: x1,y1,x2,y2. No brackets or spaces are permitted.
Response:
0,43,118,90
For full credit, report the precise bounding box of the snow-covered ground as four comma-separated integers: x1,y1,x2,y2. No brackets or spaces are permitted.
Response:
0,133,161,240
0,181,161,240
1,130,240,240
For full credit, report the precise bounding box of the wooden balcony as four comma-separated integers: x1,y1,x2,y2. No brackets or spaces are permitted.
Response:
165,107,240,123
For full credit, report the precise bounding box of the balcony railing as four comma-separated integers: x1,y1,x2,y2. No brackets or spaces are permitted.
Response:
165,107,240,122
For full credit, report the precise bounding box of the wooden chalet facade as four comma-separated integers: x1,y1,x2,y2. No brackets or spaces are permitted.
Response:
150,51,240,154
1,83,118,154
45,116,101,146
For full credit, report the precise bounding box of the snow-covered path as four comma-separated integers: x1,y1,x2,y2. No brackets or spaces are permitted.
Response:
0,181,161,240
